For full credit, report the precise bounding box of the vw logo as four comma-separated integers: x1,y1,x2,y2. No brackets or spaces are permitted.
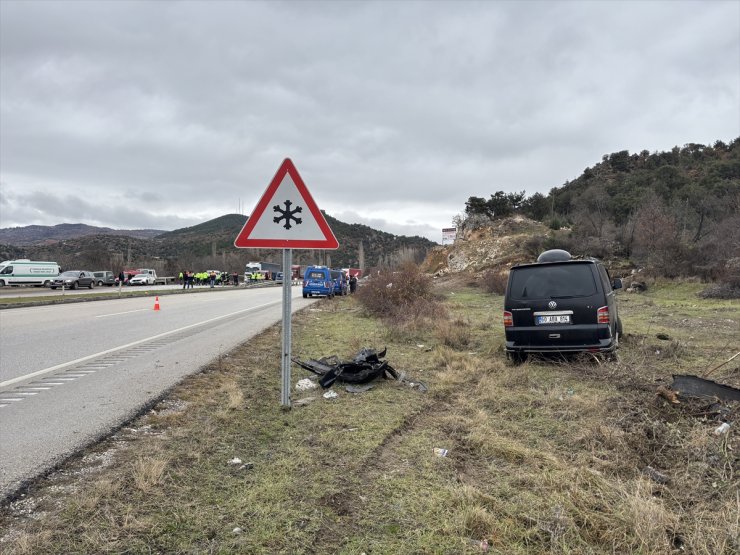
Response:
548,301,557,309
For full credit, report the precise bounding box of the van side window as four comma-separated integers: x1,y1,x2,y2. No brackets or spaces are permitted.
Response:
1,266,12,274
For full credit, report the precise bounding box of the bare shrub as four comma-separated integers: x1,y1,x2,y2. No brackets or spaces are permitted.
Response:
698,283,740,299
355,262,445,323
434,318,471,349
481,269,508,295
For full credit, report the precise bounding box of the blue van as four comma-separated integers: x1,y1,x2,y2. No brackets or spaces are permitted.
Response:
302,266,334,298
330,269,348,296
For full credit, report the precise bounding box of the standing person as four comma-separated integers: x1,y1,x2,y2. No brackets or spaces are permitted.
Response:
181,270,187,289
209,270,216,288
349,274,358,294
118,271,125,286
187,271,194,289
232,271,239,286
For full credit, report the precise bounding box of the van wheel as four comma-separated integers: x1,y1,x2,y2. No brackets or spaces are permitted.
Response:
43,280,50,287
89,281,95,289
97,280,103,286
0,280,5,287
303,293,307,298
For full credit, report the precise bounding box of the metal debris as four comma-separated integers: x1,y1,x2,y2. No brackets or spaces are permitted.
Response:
345,384,374,394
642,466,669,484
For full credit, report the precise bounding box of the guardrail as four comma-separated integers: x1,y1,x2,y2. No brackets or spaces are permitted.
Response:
155,276,177,285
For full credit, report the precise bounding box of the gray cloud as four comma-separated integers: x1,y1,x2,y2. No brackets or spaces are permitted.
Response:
1,0,738,241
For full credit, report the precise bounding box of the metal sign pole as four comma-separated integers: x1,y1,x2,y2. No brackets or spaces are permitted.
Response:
281,248,292,407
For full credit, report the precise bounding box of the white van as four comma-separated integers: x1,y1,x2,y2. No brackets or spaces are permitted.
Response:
0,259,61,287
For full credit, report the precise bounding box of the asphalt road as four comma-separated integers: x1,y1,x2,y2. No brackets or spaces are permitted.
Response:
0,285,313,499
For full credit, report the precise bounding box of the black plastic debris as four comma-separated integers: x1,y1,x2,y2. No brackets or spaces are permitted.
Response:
671,374,740,402
292,347,399,389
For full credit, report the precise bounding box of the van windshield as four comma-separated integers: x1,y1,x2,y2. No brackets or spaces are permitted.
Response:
509,263,596,300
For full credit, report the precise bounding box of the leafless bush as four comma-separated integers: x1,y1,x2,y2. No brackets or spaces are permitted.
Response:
481,269,508,295
435,318,472,349
699,283,740,299
356,262,445,323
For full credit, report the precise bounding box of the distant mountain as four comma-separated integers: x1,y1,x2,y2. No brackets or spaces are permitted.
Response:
0,223,165,246
1,214,437,275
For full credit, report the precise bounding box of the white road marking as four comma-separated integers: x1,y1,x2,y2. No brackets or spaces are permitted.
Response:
96,308,150,318
0,300,281,389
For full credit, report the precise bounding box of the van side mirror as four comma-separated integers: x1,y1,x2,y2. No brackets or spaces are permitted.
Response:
612,278,622,290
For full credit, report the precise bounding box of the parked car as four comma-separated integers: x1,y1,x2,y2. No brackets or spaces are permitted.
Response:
302,266,334,298
92,271,116,286
330,269,348,296
50,271,95,290
129,273,156,286
503,249,622,363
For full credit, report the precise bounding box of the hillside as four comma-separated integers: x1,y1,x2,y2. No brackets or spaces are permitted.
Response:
423,216,551,276
457,139,740,287
0,223,164,246
0,213,437,275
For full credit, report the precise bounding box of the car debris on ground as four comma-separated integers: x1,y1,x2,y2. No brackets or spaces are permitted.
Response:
670,374,740,402
292,347,427,392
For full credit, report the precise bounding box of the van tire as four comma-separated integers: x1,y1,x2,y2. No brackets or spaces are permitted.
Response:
89,281,95,289
0,280,4,287
303,293,307,298
43,280,50,287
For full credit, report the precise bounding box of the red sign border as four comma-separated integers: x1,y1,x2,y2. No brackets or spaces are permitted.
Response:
234,159,339,249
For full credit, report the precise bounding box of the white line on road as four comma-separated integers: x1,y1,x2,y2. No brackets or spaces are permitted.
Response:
96,308,150,318
0,300,282,389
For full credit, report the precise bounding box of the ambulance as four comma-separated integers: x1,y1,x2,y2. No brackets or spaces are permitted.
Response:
0,259,61,287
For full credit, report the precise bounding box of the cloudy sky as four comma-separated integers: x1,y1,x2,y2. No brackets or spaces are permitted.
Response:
1,0,738,242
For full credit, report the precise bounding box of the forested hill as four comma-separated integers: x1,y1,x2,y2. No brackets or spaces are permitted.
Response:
3,213,436,276
461,138,739,286
152,213,435,269
548,139,740,227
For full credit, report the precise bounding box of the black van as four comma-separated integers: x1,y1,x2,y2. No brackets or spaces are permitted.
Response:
503,250,622,362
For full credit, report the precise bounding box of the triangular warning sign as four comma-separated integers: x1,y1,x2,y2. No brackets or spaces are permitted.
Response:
234,159,339,250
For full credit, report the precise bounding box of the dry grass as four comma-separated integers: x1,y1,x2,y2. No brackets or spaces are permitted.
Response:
132,456,169,493
1,280,738,554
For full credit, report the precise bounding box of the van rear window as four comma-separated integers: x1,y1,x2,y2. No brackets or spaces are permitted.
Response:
509,263,596,300
307,271,326,279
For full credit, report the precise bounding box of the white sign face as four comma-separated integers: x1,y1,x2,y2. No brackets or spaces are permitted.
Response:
442,227,456,245
247,171,326,241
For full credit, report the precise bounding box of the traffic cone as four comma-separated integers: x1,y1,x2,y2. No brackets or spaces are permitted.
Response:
153,296,160,311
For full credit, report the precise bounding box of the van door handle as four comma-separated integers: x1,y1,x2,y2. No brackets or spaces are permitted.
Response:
548,334,561,339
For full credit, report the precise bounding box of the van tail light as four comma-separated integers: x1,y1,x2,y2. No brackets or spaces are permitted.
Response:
503,311,513,327
597,306,610,324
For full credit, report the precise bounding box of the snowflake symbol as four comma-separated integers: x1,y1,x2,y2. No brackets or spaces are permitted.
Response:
273,200,303,230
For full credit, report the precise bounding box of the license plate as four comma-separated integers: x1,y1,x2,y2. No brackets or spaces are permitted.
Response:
536,315,571,325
